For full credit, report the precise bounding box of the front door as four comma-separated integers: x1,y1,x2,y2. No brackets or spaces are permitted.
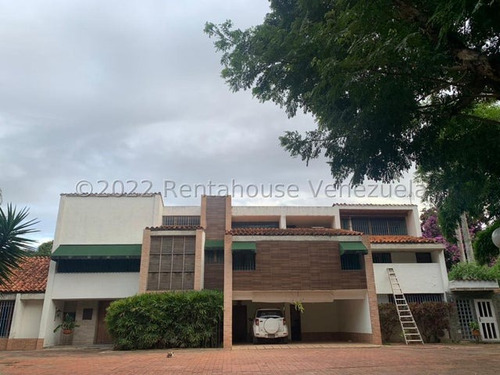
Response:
232,304,247,343
95,300,113,344
290,305,302,342
474,299,500,341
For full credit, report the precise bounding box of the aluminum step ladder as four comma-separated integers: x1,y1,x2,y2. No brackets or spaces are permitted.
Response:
387,268,424,344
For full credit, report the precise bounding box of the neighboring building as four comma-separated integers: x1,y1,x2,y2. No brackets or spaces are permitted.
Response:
0,256,50,350
32,193,461,349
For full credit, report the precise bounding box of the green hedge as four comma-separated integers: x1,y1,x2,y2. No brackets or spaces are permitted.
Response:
448,262,499,281
105,290,223,350
378,302,454,343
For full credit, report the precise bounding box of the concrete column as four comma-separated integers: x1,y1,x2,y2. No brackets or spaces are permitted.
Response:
8,294,23,339
223,234,233,350
362,235,382,345
138,228,151,293
193,229,205,290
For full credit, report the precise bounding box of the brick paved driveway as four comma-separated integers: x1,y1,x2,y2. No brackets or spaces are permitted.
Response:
0,344,498,375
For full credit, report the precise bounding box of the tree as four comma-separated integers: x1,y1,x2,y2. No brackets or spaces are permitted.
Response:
205,0,500,222
0,204,38,285
473,221,500,265
420,207,461,270
416,103,500,239
28,240,53,256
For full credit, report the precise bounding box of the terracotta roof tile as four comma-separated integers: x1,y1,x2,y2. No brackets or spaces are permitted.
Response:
369,235,437,244
229,227,361,236
0,256,50,293
147,225,203,231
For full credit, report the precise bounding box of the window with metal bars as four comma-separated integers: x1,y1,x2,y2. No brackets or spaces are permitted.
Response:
232,221,279,228
233,251,255,271
163,216,200,226
456,299,475,340
416,252,433,263
205,249,224,264
388,294,444,304
372,252,392,263
0,300,15,337
340,253,364,270
341,217,407,235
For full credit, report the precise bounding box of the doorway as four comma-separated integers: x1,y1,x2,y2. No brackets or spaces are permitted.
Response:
95,300,113,344
232,304,248,343
474,299,500,341
290,305,302,342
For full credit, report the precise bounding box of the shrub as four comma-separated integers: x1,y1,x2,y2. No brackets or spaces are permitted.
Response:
378,302,454,343
409,302,454,343
105,290,223,350
448,262,498,281
378,303,401,343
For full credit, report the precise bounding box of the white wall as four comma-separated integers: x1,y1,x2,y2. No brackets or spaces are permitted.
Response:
17,300,43,338
336,297,372,333
51,273,139,300
53,194,163,247
301,303,338,332
9,296,44,339
374,264,445,294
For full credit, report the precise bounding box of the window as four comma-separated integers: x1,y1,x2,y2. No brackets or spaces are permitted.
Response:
372,252,392,263
233,250,255,271
163,216,200,226
341,253,363,270
388,294,443,304
206,248,224,264
56,259,140,273
82,308,93,320
232,221,279,228
0,300,15,337
416,252,432,263
342,217,407,235
148,236,195,291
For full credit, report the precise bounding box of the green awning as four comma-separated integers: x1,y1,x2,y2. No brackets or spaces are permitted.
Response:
205,240,224,249
51,244,142,259
232,242,256,252
339,242,368,255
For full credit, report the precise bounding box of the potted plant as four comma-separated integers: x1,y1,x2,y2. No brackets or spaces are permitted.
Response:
54,313,79,335
469,321,480,341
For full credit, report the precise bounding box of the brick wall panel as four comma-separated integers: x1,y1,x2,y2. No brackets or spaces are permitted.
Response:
233,241,367,290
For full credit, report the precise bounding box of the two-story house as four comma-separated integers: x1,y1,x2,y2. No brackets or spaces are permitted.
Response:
34,193,451,349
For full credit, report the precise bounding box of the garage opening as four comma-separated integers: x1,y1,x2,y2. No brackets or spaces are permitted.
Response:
232,296,373,344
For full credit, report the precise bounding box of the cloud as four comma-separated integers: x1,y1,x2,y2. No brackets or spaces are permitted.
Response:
0,0,421,243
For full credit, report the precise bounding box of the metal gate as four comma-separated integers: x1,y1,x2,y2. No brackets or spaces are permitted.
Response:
474,299,499,341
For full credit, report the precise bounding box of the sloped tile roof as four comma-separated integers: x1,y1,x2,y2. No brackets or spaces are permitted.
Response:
229,228,362,236
369,235,437,244
147,225,203,231
0,256,50,293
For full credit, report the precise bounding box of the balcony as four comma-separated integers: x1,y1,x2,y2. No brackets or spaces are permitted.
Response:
373,263,446,294
52,273,139,299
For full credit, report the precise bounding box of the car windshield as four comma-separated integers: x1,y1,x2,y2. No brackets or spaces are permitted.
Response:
256,310,282,318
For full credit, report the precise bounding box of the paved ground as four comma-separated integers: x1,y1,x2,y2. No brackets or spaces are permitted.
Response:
0,343,499,375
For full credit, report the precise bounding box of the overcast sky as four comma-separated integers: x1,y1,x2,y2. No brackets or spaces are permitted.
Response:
0,0,421,244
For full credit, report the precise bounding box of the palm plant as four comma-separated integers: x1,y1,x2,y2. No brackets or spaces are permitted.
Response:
0,204,38,285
